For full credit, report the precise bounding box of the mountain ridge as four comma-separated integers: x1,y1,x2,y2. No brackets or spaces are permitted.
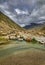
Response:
0,11,24,36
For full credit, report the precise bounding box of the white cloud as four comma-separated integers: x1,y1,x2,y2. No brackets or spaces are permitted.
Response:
4,10,11,15
29,4,45,24
15,8,29,15
20,24,26,27
37,21,45,24
31,9,39,17
39,16,45,20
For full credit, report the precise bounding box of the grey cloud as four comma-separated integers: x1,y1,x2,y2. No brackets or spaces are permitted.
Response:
8,0,36,6
0,0,45,27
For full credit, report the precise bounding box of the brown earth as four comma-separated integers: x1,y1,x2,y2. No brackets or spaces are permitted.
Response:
0,49,45,65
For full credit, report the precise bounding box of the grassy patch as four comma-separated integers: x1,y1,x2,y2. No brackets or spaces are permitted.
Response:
0,36,10,45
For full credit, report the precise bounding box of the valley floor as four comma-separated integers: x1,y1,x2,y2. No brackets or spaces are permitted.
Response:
0,40,45,65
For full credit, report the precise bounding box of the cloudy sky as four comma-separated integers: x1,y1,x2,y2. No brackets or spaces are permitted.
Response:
0,0,45,27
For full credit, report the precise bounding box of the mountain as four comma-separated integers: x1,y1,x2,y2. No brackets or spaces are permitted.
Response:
0,11,24,36
24,23,43,29
27,23,45,36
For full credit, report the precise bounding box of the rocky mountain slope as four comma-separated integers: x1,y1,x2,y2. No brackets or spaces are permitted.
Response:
0,11,24,36
28,25,45,36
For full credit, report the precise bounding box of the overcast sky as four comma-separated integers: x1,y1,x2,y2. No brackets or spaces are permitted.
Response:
0,0,45,27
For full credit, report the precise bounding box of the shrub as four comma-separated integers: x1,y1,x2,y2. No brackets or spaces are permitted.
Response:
31,38,37,44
